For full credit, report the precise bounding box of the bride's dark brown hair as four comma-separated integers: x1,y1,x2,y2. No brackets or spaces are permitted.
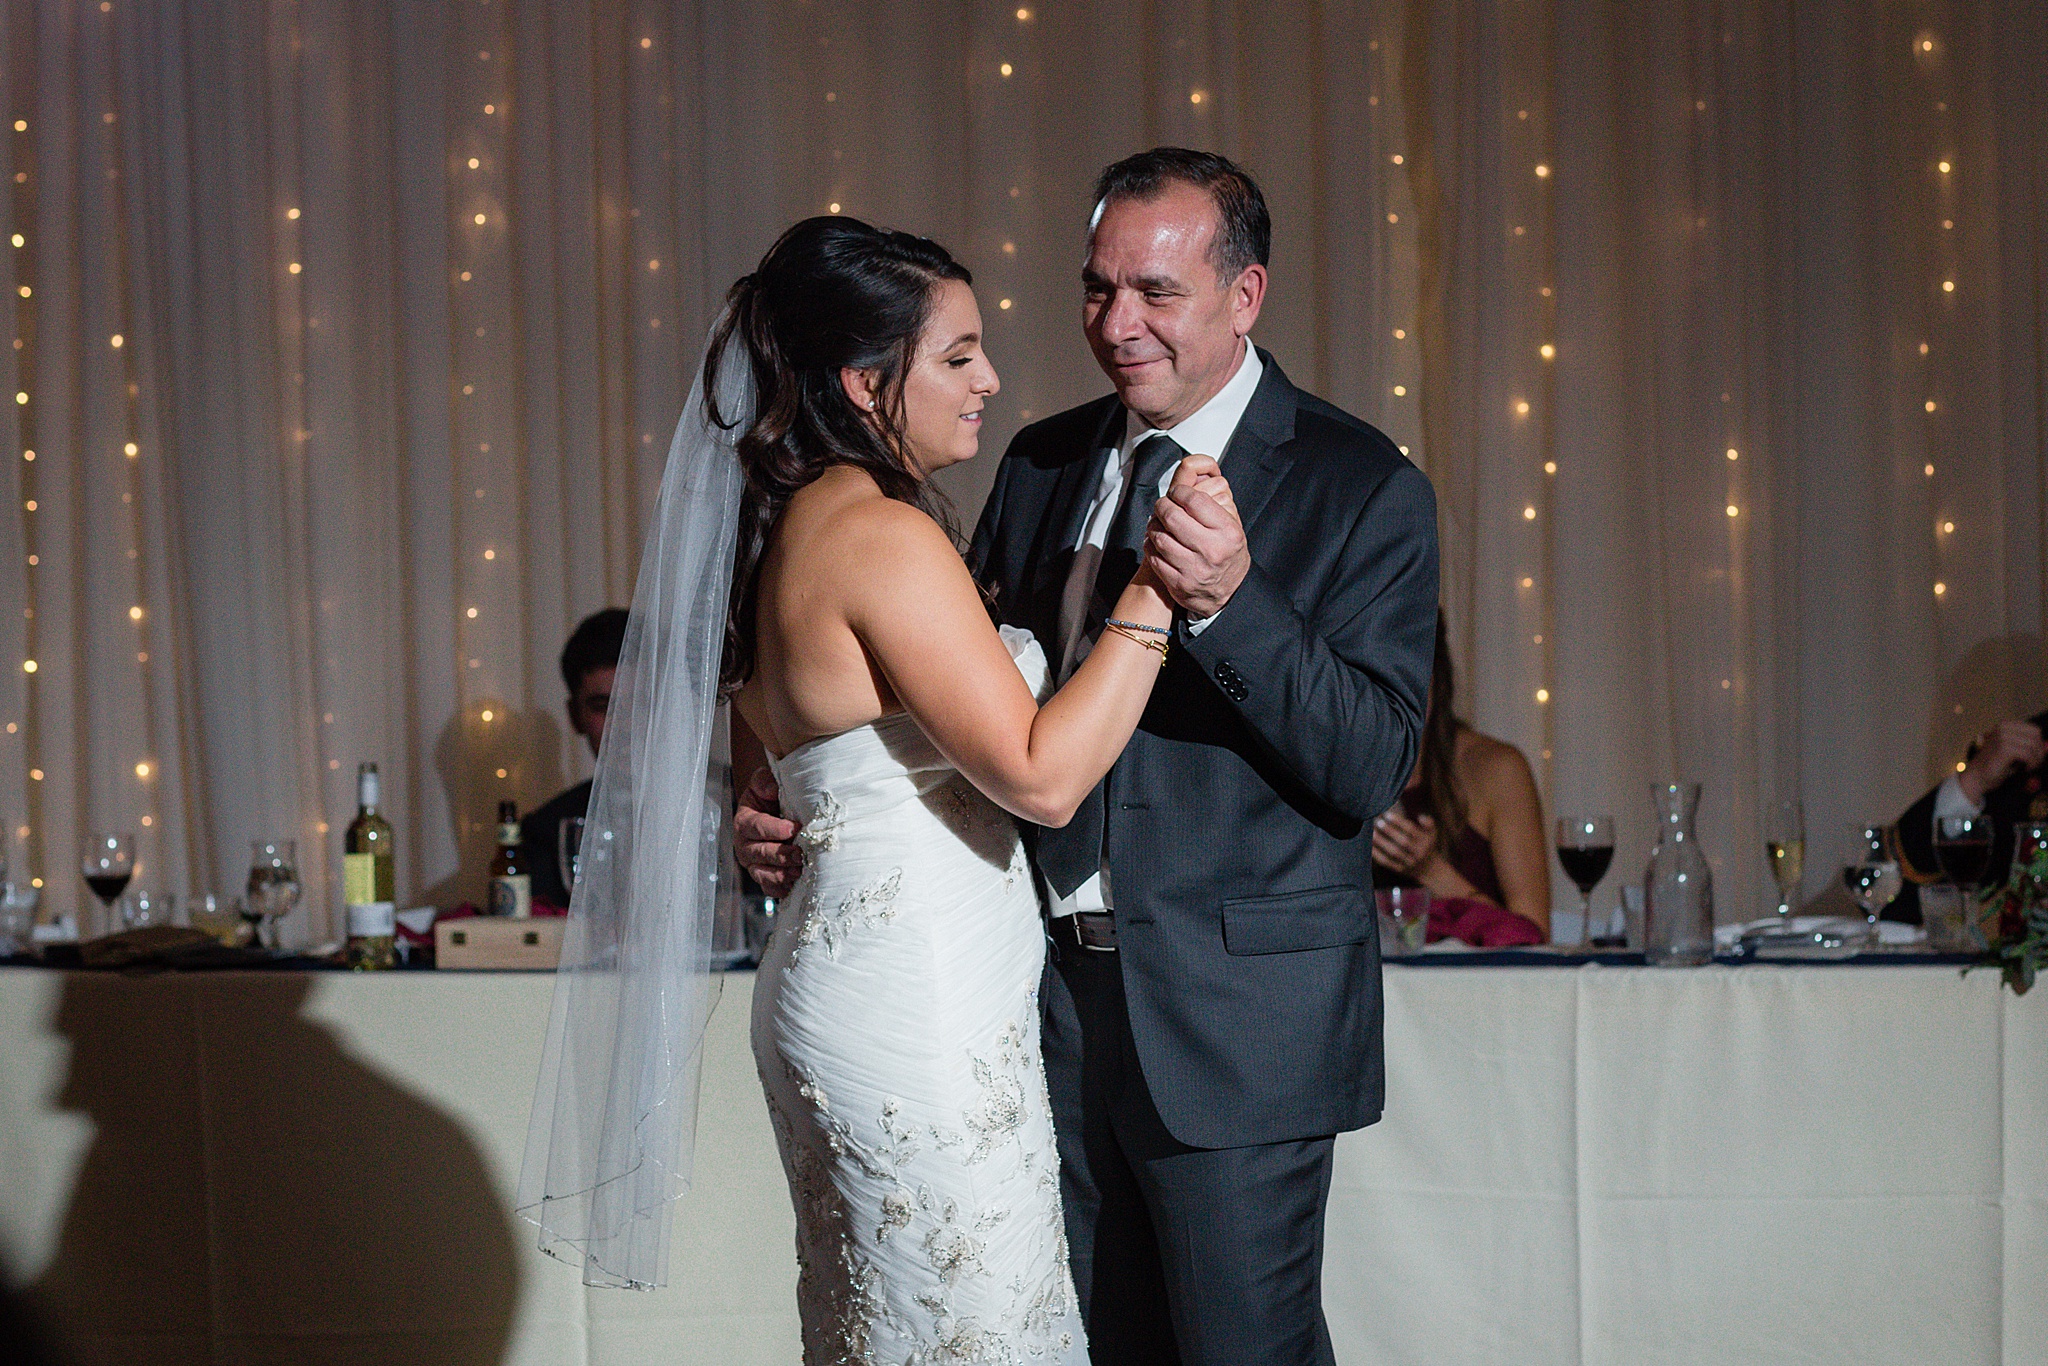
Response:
705,215,974,696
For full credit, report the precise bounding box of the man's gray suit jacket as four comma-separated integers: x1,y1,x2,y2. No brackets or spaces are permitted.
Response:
969,349,1440,1149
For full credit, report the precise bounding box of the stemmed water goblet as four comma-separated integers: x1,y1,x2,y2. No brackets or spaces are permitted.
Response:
1841,824,1902,948
244,839,302,952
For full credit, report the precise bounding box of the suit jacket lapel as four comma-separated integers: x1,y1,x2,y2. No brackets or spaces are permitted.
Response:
1218,348,1302,531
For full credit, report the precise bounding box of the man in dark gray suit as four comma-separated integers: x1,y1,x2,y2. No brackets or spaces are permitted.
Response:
742,149,1436,1364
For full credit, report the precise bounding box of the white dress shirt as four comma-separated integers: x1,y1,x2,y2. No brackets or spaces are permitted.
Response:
1934,774,1983,821
1046,342,1264,920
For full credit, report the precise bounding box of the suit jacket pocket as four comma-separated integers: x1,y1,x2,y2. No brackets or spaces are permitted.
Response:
1220,885,1373,956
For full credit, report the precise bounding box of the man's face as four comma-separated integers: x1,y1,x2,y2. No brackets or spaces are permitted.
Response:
1081,182,1266,430
569,666,615,757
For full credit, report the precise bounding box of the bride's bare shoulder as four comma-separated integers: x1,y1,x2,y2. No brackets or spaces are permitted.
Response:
788,466,965,585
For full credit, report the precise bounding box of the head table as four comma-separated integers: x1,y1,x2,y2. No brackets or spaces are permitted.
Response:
0,958,2040,1365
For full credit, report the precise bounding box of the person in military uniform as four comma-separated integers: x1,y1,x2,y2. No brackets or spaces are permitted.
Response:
1888,712,2048,921
519,608,626,911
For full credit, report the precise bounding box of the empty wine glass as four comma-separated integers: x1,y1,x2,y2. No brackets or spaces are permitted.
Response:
1554,816,1616,948
1764,799,1805,924
0,882,31,956
245,839,302,952
124,889,176,930
557,816,586,899
82,833,136,939
1842,824,1901,947
1375,886,1433,955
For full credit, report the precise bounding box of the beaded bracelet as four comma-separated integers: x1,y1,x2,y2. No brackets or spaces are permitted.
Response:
1104,617,1171,638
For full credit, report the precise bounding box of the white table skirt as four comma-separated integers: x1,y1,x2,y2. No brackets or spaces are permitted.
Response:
1,964,2040,1365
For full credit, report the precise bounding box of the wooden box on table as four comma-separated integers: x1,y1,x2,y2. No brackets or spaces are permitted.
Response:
433,916,564,969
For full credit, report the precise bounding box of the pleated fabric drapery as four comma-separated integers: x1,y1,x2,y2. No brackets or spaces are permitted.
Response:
0,0,2040,942
1408,0,2047,920
0,0,1421,945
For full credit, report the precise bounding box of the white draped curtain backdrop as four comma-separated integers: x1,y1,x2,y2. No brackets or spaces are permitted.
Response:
0,0,2039,944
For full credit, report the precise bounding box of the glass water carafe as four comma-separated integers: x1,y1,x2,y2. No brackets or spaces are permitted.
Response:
1645,782,1714,966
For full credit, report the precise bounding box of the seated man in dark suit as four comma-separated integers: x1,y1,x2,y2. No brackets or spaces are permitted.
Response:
1889,712,2048,920
519,608,626,910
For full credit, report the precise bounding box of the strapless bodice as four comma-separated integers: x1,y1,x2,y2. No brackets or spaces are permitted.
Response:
767,625,1050,839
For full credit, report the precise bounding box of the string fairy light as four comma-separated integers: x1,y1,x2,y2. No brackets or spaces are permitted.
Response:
1921,25,1957,619
97,12,172,896
7,56,50,895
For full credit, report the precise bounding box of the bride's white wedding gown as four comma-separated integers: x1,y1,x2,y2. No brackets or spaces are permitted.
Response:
752,628,1087,1365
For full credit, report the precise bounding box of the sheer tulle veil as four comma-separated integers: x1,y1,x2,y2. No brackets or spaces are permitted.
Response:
517,323,750,1289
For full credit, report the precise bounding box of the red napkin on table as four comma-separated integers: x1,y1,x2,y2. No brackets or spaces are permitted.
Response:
1427,897,1545,948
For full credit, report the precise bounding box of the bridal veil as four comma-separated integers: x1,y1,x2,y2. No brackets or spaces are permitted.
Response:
517,328,750,1289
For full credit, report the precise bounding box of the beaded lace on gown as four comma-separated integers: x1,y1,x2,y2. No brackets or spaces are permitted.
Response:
752,626,1086,1366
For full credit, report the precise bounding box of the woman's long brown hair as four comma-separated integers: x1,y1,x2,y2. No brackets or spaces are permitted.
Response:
704,216,973,697
1418,613,1469,858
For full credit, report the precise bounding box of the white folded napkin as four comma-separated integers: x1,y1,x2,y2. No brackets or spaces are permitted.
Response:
1712,915,1926,948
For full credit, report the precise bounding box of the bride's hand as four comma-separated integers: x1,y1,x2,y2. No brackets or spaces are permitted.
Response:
1167,454,1236,518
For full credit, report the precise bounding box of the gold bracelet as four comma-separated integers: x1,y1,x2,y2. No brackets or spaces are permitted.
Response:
1105,623,1170,666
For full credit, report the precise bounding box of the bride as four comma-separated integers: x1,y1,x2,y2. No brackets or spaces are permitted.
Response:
519,215,1227,1362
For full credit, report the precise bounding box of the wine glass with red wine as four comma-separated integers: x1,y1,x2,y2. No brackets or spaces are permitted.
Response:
1555,816,1616,947
81,832,136,938
1934,813,1993,887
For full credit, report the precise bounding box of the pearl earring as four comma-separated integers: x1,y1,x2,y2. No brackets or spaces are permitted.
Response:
866,400,876,410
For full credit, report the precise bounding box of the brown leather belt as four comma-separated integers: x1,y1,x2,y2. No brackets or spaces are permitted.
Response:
1051,911,1118,952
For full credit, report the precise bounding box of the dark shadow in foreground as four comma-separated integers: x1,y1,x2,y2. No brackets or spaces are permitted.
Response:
24,973,518,1365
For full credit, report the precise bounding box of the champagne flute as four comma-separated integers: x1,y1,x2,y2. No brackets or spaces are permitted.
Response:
1554,816,1616,948
1764,799,1805,924
245,839,302,952
82,833,136,938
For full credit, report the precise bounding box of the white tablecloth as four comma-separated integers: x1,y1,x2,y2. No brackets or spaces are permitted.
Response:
1,964,2040,1364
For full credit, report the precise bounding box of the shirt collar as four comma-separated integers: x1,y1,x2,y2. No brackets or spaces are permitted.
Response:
1121,341,1264,461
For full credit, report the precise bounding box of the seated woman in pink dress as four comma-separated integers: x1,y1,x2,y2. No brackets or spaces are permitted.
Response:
1372,615,1551,944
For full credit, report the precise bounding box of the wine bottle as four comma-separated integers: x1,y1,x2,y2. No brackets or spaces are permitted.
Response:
344,763,398,969
343,763,396,902
489,800,531,918
346,900,396,970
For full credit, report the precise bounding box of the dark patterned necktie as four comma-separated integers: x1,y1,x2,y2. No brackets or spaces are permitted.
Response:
1038,431,1185,898
1093,432,1185,610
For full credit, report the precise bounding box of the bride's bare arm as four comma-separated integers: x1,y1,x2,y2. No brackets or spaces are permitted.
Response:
839,507,1173,828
